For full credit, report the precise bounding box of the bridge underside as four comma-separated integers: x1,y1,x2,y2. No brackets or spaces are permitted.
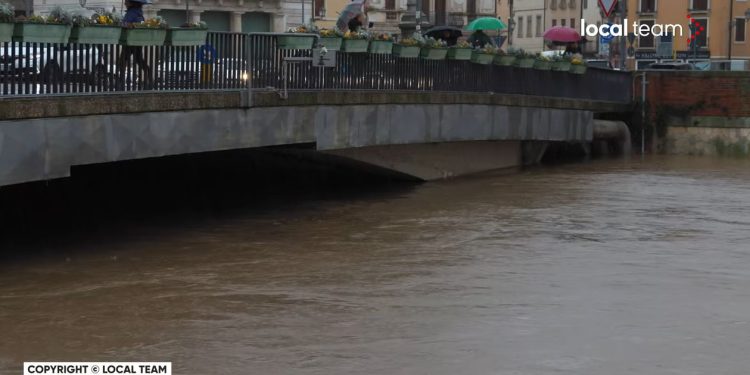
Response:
0,92,626,187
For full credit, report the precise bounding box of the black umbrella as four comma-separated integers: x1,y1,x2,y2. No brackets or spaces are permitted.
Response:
423,26,463,39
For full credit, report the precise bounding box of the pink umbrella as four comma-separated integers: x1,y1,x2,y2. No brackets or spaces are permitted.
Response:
543,26,581,43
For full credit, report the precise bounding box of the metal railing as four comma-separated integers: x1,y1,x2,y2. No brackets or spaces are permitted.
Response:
0,32,248,96
1,32,633,103
247,33,632,103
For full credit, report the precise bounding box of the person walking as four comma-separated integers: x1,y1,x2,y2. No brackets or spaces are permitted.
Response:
117,0,153,90
467,29,492,48
348,13,365,32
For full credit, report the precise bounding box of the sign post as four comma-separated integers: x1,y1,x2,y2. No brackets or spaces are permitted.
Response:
598,0,618,17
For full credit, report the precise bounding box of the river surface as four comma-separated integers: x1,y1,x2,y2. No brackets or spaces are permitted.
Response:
2,156,750,374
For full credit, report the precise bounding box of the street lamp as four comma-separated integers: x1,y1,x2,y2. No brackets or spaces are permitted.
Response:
317,4,326,19
507,17,515,46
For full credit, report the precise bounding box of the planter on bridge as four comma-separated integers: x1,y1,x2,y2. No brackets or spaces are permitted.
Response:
0,23,13,43
533,59,552,71
120,28,167,46
368,40,393,54
167,27,208,46
493,54,515,66
419,47,447,60
570,64,587,74
447,48,472,60
392,44,420,58
552,61,571,72
69,25,122,44
13,23,72,43
470,51,494,65
341,39,369,53
276,34,316,49
318,37,342,51
515,57,535,68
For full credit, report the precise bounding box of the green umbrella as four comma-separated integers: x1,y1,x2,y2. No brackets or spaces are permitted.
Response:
465,17,507,31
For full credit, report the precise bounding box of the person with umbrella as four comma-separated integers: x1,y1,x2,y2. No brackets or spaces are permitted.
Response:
465,17,507,48
117,0,154,90
542,26,582,56
423,26,462,47
122,0,146,25
468,29,492,48
348,13,365,32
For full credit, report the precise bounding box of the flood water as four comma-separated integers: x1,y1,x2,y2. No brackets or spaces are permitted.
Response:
2,155,750,374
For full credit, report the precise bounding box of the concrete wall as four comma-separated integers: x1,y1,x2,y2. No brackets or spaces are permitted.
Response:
665,121,750,157
638,71,750,156
0,99,595,186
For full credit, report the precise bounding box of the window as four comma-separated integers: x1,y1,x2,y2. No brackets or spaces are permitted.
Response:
736,18,746,42
526,16,532,37
570,18,575,29
517,16,524,38
552,19,557,27
583,0,588,8
639,20,655,47
640,0,656,13
691,0,708,11
692,18,708,47
385,0,396,19
561,18,566,27
315,0,325,18
536,15,542,36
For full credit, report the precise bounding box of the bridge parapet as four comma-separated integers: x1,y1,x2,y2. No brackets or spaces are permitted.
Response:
1,33,632,104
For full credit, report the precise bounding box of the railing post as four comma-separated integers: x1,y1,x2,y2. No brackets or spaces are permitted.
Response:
243,33,253,108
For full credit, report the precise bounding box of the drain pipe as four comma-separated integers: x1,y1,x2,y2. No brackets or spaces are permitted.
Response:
632,72,648,157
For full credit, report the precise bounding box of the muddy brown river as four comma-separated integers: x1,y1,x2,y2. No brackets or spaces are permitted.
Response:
2,155,750,374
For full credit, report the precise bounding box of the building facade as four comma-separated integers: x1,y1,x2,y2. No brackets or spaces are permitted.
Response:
580,0,605,56
511,0,545,52
626,0,750,69
32,0,295,32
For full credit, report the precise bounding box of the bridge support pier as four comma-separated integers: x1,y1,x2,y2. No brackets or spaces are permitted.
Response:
521,141,550,166
324,141,522,181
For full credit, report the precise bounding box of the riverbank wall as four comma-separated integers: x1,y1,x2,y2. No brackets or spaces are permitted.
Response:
636,71,750,156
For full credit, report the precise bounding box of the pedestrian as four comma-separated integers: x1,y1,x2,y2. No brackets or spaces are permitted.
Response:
348,13,365,32
467,29,492,48
117,0,153,90
441,30,457,47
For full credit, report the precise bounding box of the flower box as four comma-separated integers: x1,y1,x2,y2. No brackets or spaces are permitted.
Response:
167,28,208,46
470,51,494,65
13,23,72,43
276,34,315,49
0,22,13,43
368,40,393,54
552,61,571,72
494,55,516,66
420,47,447,60
533,60,552,70
70,25,122,44
342,39,369,53
393,44,420,58
318,37,342,51
570,64,587,74
515,57,535,68
447,48,472,60
120,28,167,46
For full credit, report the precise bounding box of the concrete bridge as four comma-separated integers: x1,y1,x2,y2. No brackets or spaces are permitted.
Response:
0,87,631,187
0,32,633,186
